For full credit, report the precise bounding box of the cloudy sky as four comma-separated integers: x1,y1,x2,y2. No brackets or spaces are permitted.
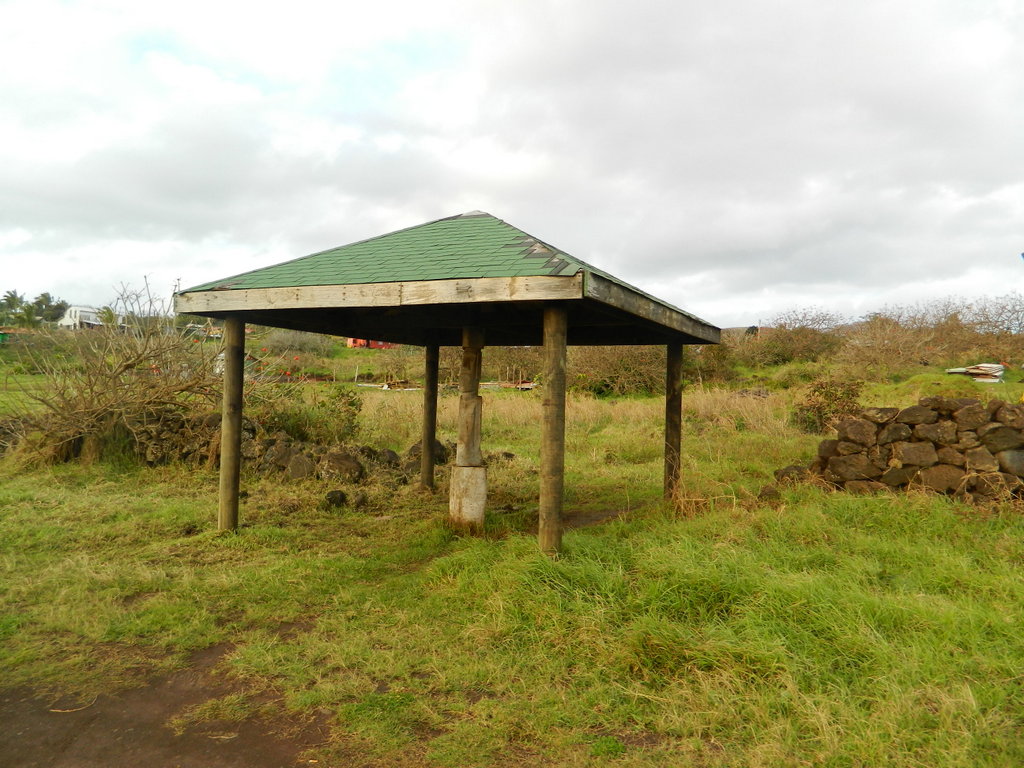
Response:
2,0,1022,328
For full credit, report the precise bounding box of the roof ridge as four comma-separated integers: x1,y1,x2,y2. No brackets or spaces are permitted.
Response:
184,211,497,291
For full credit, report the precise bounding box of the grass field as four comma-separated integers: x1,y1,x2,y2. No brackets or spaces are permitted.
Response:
3,384,1024,766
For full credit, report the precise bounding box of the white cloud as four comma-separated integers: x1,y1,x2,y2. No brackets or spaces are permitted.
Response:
2,0,1022,327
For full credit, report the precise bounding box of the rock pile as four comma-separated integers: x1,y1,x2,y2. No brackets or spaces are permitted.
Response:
4,404,506,496
130,410,234,466
786,396,1024,502
120,408,454,484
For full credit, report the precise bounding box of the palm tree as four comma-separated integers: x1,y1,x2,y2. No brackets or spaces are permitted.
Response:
14,303,41,329
1,290,24,312
0,290,24,326
98,306,119,326
32,292,69,323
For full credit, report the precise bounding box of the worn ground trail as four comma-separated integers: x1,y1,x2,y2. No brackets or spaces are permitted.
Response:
0,645,335,768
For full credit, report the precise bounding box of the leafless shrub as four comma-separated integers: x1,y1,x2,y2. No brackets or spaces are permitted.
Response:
833,297,1024,378
486,346,544,384
434,343,729,393
972,292,1024,335
731,308,844,368
438,346,545,386
373,345,423,383
568,346,666,396
8,283,222,463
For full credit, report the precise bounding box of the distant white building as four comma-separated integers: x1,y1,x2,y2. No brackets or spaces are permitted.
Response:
57,306,103,329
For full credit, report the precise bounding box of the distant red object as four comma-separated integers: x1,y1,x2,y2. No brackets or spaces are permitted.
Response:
346,338,397,349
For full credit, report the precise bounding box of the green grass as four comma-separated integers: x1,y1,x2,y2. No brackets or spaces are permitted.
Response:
2,390,1024,766
864,371,1024,408
0,372,47,417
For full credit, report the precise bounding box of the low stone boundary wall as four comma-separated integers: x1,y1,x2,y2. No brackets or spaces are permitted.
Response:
786,396,1024,502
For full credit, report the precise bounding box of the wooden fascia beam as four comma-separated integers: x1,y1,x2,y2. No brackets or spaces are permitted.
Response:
174,274,585,315
582,272,720,344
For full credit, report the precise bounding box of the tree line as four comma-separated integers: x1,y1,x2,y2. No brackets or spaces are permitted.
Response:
0,290,70,328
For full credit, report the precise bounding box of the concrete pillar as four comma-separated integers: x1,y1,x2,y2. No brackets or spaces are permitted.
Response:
449,328,485,532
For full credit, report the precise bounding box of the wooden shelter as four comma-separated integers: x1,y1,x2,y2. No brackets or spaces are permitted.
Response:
174,211,720,552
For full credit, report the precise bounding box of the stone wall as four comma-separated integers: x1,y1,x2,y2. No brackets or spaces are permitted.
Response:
793,396,1024,501
0,406,455,487
131,408,454,484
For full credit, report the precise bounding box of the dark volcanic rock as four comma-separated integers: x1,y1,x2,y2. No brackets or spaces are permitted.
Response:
861,407,899,424
287,452,317,481
405,439,451,465
890,441,938,468
867,444,890,471
952,403,990,431
827,454,882,481
987,399,1007,416
837,418,878,446
325,489,348,508
267,441,298,469
877,422,912,445
921,396,980,415
955,431,981,450
974,472,1024,497
918,396,953,413
378,448,401,467
996,449,1024,477
996,405,1024,429
321,450,365,482
918,464,966,493
936,446,967,467
837,441,866,456
965,446,999,473
896,405,938,425
881,466,920,487
845,480,888,494
913,421,957,446
774,465,812,483
979,426,1024,454
817,439,840,459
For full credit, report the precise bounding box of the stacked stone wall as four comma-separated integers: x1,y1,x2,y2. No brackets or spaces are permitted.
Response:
797,396,1024,501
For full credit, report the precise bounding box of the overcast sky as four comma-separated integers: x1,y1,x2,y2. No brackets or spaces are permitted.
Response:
2,0,1022,328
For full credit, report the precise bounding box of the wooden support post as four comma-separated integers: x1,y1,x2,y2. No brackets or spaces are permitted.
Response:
218,316,245,531
664,342,683,501
539,306,567,554
450,328,485,532
420,343,440,490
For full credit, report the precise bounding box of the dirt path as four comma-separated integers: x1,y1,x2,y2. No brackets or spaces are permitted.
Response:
0,646,336,768
2,512,627,767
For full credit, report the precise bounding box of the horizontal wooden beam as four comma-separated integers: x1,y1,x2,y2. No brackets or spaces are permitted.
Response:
583,273,720,344
175,274,585,315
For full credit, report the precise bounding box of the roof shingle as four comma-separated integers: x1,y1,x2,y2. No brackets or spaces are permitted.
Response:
184,212,588,292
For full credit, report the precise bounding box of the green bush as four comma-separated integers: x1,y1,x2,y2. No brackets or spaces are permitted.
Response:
682,344,738,385
792,377,864,433
247,383,362,443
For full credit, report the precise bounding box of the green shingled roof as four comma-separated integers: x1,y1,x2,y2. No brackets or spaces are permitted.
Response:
185,211,589,292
